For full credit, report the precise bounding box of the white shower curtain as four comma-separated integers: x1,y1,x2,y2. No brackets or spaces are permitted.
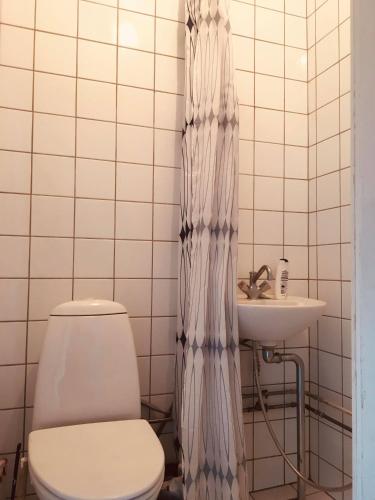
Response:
176,0,247,498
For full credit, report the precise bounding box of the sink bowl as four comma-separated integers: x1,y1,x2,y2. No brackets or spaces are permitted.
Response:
238,296,326,347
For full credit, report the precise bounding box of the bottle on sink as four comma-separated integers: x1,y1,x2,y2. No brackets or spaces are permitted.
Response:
275,258,289,299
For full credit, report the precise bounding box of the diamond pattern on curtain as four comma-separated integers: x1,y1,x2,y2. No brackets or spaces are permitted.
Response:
176,1,247,498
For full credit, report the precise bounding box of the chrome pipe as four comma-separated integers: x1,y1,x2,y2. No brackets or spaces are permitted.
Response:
262,348,306,500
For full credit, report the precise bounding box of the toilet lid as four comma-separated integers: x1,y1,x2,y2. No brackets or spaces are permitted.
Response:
29,420,165,500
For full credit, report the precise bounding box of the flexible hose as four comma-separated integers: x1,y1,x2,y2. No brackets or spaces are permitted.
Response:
250,342,352,494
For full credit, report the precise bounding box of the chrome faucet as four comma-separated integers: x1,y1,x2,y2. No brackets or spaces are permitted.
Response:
238,264,274,300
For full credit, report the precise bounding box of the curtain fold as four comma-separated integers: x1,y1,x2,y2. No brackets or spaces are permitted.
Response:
176,1,247,498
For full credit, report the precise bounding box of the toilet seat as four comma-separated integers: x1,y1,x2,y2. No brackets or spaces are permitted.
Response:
29,420,165,500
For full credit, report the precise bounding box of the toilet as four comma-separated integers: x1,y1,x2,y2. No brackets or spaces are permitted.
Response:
28,299,165,500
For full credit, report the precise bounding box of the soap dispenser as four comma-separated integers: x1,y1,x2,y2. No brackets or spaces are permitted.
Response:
275,258,289,299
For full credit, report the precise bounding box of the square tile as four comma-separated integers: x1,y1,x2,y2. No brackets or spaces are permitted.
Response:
79,1,117,44
285,80,307,113
74,239,114,278
75,199,114,238
115,202,152,240
0,280,28,321
317,172,340,210
117,125,153,164
232,2,254,38
0,66,33,110
28,279,72,320
255,109,284,143
152,279,177,316
317,208,341,244
118,48,154,89
316,0,338,41
116,163,153,202
33,113,75,156
36,0,77,36
0,151,31,194
284,213,308,245
154,130,181,168
152,317,176,355
0,366,25,408
254,211,283,245
0,194,30,235
31,195,74,237
121,0,155,15
155,18,184,58
76,158,115,199
0,25,34,69
239,106,254,140
255,7,284,44
318,244,341,280
77,79,116,121
255,40,284,77
153,241,178,278
0,0,35,28
74,279,114,301
35,31,77,76
317,136,340,176
316,29,339,75
285,146,308,179
115,240,152,278
114,279,152,317
150,355,175,394
238,210,253,244
285,14,306,49
0,236,29,278
317,64,340,109
153,204,179,241
0,108,32,151
0,322,26,365
155,92,184,131
118,10,155,52
285,47,307,81
32,154,75,197
78,39,116,82
34,72,76,116
285,179,308,212
154,167,180,204
317,100,340,143
156,0,183,21
255,142,283,178
155,55,184,94
233,36,254,72
77,119,116,161
254,177,283,211
30,237,73,278
117,86,154,126
255,74,284,111
285,113,308,146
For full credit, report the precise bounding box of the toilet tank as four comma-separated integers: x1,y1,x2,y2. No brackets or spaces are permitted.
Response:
32,300,141,430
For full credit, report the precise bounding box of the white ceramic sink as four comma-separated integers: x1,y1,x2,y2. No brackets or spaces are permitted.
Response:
238,296,326,346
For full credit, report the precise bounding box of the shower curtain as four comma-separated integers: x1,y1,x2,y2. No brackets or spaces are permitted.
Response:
176,0,247,498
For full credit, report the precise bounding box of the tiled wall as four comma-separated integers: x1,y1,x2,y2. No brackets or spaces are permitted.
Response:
307,0,352,497
233,0,311,492
0,0,184,491
0,0,352,497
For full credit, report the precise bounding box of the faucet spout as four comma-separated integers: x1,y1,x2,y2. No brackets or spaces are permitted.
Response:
238,264,273,300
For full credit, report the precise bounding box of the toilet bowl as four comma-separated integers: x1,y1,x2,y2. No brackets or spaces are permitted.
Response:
28,300,165,500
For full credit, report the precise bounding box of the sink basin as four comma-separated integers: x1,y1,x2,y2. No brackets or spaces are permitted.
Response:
238,296,326,346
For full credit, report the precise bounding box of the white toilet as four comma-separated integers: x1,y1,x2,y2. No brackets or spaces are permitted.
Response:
28,299,165,500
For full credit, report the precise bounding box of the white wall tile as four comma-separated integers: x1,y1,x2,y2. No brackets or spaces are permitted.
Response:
116,163,153,202
317,64,340,109
0,25,34,69
115,240,152,278
285,179,308,212
30,237,73,278
285,113,308,146
285,80,307,113
317,244,341,280
233,37,254,72
27,321,47,363
255,108,284,143
255,41,284,77
0,0,35,28
77,79,116,121
77,119,116,161
150,355,175,394
0,67,33,110
0,322,26,365
155,92,184,131
284,213,308,245
119,10,155,52
156,18,184,58
33,154,75,197
0,366,25,409
254,177,283,211
317,99,340,142
316,0,339,41
317,208,341,244
116,202,152,240
317,136,340,176
154,167,180,205
78,39,116,82
79,1,117,44
0,237,29,278
75,199,115,238
33,114,75,156
255,7,284,44
153,204,179,241
152,279,177,316
0,280,28,321
316,29,339,75
117,124,153,164
31,195,74,237
115,279,151,317
317,172,340,210
152,317,176,355
236,71,254,107
254,211,283,245
255,74,284,111
0,194,30,235
74,278,114,301
285,47,307,81
154,129,181,168
34,72,76,116
254,142,284,178
285,146,308,179
118,86,154,126
118,48,154,88
285,0,306,16
74,239,114,278
0,151,31,194
76,158,115,199
35,31,77,76
285,15,306,49
36,0,77,36
155,55,184,94
0,109,32,151
153,242,178,278
156,0,183,21
232,2,254,38
122,0,155,15
239,106,254,140
28,279,72,320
